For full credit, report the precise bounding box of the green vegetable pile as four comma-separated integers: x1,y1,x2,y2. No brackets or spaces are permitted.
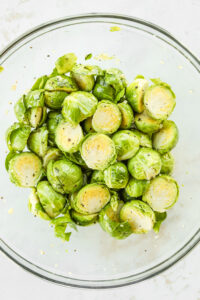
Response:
5,53,179,241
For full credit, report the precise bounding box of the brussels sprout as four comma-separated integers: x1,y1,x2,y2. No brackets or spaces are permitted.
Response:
14,95,29,124
43,147,62,168
63,151,86,167
104,68,127,101
55,120,84,153
153,211,167,233
31,75,48,90
25,90,45,109
92,100,121,134
8,152,43,187
104,162,129,189
44,91,67,109
152,120,179,154
62,91,98,125
70,183,110,214
125,178,148,198
132,130,152,148
46,111,63,146
83,117,94,133
27,106,47,128
144,79,176,120
28,188,50,220
37,181,66,218
90,170,105,184
128,148,161,180
135,110,162,134
112,130,140,161
71,210,98,226
99,199,132,239
160,152,174,174
120,200,155,233
80,133,117,170
142,175,179,212
5,151,17,171
93,76,115,101
118,101,134,129
55,53,77,74
27,126,48,157
47,158,83,194
126,76,149,113
45,75,78,92
71,64,96,91
6,123,31,152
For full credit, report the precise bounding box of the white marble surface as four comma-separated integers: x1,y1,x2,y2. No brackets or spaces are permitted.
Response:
0,0,200,299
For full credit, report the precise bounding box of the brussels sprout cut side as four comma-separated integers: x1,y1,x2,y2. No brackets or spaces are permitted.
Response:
135,110,162,134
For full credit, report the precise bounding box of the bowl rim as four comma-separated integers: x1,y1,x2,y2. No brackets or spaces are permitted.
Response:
0,13,199,289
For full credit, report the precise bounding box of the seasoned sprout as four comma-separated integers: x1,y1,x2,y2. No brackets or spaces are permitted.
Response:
47,158,83,194
112,130,140,161
128,148,161,180
55,120,83,153
25,90,45,109
92,100,121,134
14,96,29,124
45,75,78,92
80,133,117,170
125,178,148,198
152,120,178,154
37,181,66,218
71,64,95,91
62,91,98,125
43,147,62,169
8,152,43,187
118,101,134,129
132,130,152,148
99,199,132,239
104,68,127,102
46,111,63,146
142,175,179,212
126,76,149,113
6,123,31,152
27,126,48,157
135,110,162,134
71,210,98,226
161,152,174,174
55,53,77,74
71,183,110,214
90,170,105,184
93,76,115,101
104,162,129,189
83,117,94,133
5,151,17,171
31,75,48,90
144,79,176,120
28,188,50,220
27,106,47,128
120,200,155,233
44,91,67,109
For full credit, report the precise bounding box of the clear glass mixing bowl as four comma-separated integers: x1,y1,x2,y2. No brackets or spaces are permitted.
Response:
0,14,199,289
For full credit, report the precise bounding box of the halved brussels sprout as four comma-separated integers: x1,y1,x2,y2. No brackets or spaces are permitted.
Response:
90,170,105,184
132,130,152,148
104,162,129,189
128,148,161,180
31,75,48,90
24,90,45,109
71,210,98,226
14,95,29,124
125,178,148,198
27,126,48,157
43,147,62,169
37,181,66,218
135,110,162,134
44,75,78,92
47,158,83,194
153,211,167,233
144,79,176,120
112,130,140,161
120,200,155,233
160,152,174,174
62,91,98,125
104,68,127,102
83,117,94,133
118,101,134,129
8,152,43,187
126,76,149,113
46,111,63,146
80,133,117,170
44,91,67,109
93,76,115,101
55,53,77,74
71,64,96,91
55,120,84,153
27,106,47,128
92,100,121,134
28,188,50,220
142,175,179,212
152,120,178,154
5,151,17,171
99,199,132,239
6,123,31,152
70,183,110,214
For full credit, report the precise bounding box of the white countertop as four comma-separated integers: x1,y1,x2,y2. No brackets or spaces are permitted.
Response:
0,0,199,299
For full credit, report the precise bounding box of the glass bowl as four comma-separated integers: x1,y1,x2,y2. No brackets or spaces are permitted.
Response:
0,13,199,289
